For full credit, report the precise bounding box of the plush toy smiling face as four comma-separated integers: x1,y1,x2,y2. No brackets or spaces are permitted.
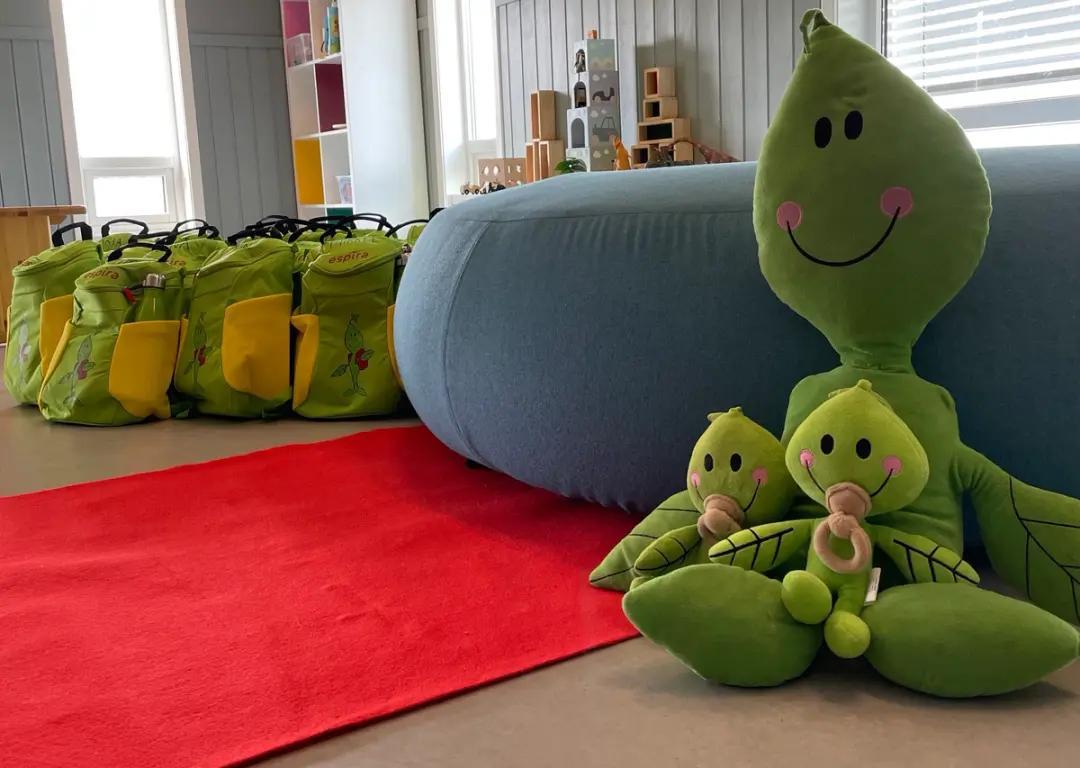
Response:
686,407,795,527
754,11,992,358
786,380,929,516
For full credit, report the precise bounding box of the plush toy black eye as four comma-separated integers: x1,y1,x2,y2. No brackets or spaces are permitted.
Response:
844,110,863,140
820,434,834,454
814,117,832,148
856,438,872,459
730,453,742,472
704,453,714,471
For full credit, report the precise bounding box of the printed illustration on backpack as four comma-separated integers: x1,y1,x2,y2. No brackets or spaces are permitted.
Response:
182,313,212,391
330,314,372,397
14,324,32,378
54,334,95,407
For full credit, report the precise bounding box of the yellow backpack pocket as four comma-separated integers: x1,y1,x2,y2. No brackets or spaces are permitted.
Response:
291,313,319,409
39,294,75,375
108,320,182,419
221,293,292,401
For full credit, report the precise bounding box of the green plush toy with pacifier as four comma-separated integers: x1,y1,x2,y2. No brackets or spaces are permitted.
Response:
589,407,796,591
623,9,1080,697
709,380,976,659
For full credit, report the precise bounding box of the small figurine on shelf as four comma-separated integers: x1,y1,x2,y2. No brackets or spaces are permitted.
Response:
673,138,739,164
613,137,632,170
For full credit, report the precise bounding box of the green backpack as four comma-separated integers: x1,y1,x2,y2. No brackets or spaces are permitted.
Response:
4,222,103,404
38,243,184,426
174,238,295,418
291,234,404,418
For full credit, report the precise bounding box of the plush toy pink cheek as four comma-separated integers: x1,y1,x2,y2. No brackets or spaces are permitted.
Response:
776,201,803,230
880,187,914,218
882,455,903,475
799,450,815,468
690,472,701,487
752,467,769,485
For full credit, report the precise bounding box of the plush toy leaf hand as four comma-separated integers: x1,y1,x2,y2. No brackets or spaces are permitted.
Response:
968,457,1080,623
633,524,704,577
708,519,814,573
589,490,701,592
870,525,979,585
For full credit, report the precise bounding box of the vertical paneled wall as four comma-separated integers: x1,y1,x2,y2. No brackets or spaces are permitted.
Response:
187,37,295,233
0,21,70,207
494,0,833,162
186,0,294,233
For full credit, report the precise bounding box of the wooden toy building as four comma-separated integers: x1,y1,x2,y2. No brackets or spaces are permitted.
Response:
565,32,621,172
525,90,564,181
631,67,692,168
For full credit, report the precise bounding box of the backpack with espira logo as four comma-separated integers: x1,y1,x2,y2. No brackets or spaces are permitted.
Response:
38,243,184,425
291,234,403,418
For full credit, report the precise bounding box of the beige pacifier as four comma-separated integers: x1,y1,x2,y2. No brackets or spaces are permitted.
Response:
812,482,872,573
697,494,746,541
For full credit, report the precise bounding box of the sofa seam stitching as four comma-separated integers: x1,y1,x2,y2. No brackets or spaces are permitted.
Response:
440,220,493,464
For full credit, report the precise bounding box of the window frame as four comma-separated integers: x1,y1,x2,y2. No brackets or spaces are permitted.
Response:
48,0,203,227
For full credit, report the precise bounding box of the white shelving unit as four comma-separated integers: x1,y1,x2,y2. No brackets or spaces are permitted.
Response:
280,0,353,219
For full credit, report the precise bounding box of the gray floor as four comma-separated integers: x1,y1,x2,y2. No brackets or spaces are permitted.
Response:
2,346,1077,768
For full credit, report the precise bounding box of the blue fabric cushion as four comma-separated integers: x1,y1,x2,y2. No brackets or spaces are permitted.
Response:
394,146,1080,525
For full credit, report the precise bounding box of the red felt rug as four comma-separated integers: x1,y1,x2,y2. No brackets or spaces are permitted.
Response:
0,426,636,768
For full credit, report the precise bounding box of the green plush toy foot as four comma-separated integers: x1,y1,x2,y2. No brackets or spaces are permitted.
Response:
863,583,1079,697
622,564,822,687
781,570,832,624
824,610,871,659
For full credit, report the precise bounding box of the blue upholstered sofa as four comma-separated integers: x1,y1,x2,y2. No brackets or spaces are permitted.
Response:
394,146,1080,529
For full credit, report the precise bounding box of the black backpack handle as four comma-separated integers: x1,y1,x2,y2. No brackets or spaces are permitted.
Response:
100,218,150,238
52,222,93,247
385,218,429,238
318,222,355,243
226,225,274,245
171,218,219,240
107,241,173,263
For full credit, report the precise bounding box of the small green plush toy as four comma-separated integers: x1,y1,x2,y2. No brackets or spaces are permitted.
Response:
709,381,977,658
589,407,795,591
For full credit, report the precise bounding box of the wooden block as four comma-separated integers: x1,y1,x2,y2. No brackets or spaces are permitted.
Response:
537,140,565,179
643,96,679,119
524,143,536,183
530,90,559,140
630,141,694,166
477,157,528,187
637,117,690,144
643,67,676,98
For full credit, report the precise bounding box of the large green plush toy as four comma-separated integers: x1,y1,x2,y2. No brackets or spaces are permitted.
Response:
622,10,1080,697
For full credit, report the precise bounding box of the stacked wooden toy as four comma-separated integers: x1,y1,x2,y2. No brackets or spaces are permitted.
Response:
525,91,565,181
631,67,692,168
565,32,622,172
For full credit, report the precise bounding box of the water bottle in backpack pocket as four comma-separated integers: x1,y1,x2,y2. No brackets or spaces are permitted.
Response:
3,223,102,404
291,236,402,418
38,243,184,425
174,238,295,418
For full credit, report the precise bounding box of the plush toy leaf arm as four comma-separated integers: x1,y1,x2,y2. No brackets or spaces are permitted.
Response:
632,524,707,578
958,444,1080,624
868,525,980,586
707,519,816,573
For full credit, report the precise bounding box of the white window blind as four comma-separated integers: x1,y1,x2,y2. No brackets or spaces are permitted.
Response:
886,0,1080,146
887,0,1080,98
